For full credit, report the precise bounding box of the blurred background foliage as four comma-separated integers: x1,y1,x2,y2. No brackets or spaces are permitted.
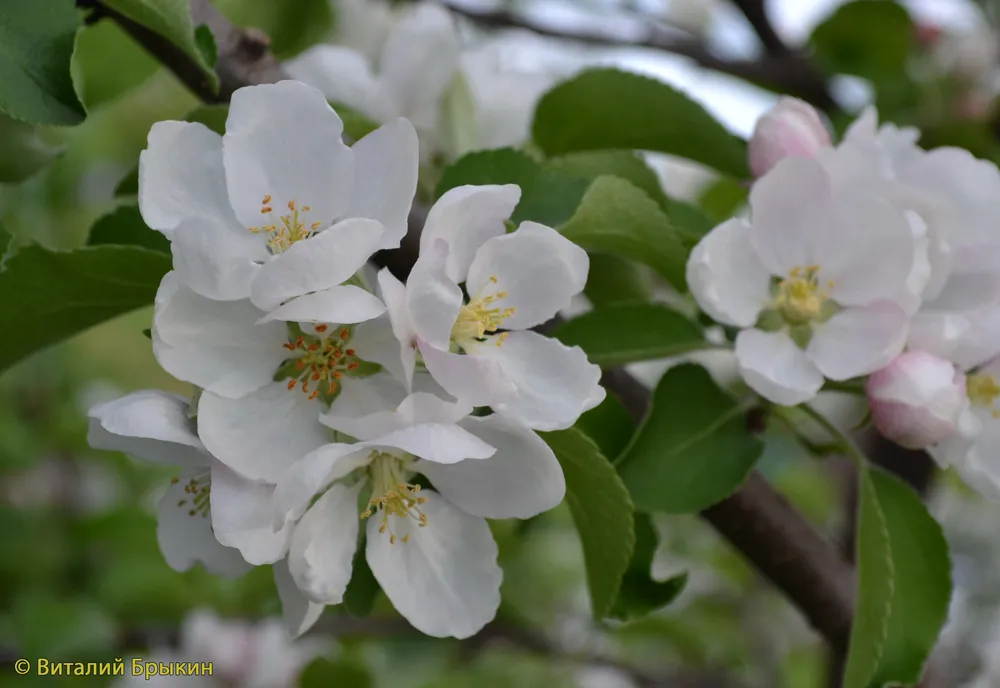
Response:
5,0,1000,686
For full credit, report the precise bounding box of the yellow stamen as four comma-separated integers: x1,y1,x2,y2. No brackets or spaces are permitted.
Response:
968,373,1000,418
361,451,427,544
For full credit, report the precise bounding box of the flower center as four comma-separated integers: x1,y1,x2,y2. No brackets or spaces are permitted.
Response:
774,265,831,326
360,451,427,544
172,473,210,518
282,325,360,400
247,195,322,254
967,373,1000,417
451,275,516,348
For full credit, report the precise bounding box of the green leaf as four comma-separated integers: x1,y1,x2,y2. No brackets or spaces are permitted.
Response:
844,468,952,688
546,150,670,210
664,198,716,246
698,177,748,222
559,175,688,291
541,428,635,619
843,469,894,688
0,0,86,125
532,68,748,178
436,148,589,227
101,0,219,93
194,23,217,68
0,226,170,373
553,304,706,368
610,513,687,620
0,113,63,182
86,204,169,254
584,253,653,307
617,364,763,513
575,393,635,462
809,0,914,83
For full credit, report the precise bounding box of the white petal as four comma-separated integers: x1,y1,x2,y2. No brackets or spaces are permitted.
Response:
258,285,386,325
152,272,288,399
274,558,325,638
198,383,330,483
289,481,362,604
273,446,371,529
951,306,1000,370
418,414,565,519
419,339,517,407
749,156,832,275
807,302,909,380
250,218,386,311
735,329,824,406
87,390,206,467
366,491,501,638
138,121,238,234
686,218,771,327
209,463,292,565
323,388,470,440
465,222,588,330
907,311,971,361
406,240,463,350
171,217,265,302
223,81,353,229
347,118,419,248
923,248,1000,311
419,184,521,283
284,46,381,116
820,191,915,306
378,3,461,132
466,331,605,431
350,315,411,385
157,475,251,578
372,423,495,464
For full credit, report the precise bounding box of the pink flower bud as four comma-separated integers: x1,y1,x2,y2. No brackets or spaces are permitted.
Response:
866,351,968,450
748,97,831,178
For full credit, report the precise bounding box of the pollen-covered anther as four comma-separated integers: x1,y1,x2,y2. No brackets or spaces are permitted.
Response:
175,474,211,518
451,276,517,343
246,194,320,253
283,326,361,399
774,264,829,326
363,452,427,544
968,373,1000,418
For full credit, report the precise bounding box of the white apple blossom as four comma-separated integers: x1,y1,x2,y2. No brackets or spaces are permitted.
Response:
150,268,418,507
139,80,418,307
748,97,832,178
113,608,329,687
866,351,968,450
835,109,1000,326
87,390,293,572
930,356,1000,501
286,3,460,157
272,372,565,638
377,184,604,430
687,155,915,406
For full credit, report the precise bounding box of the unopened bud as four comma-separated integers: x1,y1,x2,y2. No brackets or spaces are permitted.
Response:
748,97,831,178
866,351,968,450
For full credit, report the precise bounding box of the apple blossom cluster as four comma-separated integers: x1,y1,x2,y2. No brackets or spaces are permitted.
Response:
86,81,603,640
691,96,1000,501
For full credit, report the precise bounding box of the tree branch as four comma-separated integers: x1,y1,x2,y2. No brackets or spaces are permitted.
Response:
728,0,791,56
408,0,837,112
96,0,858,659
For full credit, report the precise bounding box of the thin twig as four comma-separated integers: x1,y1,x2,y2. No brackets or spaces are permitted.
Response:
402,0,837,111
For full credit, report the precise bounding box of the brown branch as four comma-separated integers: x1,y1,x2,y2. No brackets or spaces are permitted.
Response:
95,0,861,662
408,0,837,112
728,0,791,56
